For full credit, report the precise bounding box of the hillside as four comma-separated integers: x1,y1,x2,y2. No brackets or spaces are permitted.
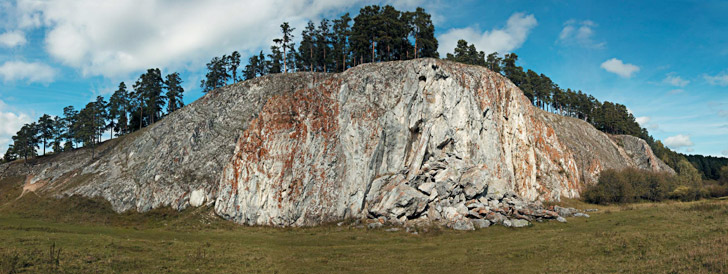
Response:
0,59,673,227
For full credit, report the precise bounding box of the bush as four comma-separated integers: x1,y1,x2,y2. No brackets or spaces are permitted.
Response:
583,168,702,204
704,181,728,198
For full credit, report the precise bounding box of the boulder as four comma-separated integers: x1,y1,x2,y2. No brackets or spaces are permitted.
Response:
452,219,475,231
472,219,491,229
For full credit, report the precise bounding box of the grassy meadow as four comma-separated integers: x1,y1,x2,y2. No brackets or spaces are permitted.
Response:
0,175,726,273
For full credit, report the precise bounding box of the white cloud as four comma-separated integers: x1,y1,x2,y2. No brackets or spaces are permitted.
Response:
558,19,604,48
704,72,728,86
9,0,428,78
0,30,27,47
0,61,57,83
0,99,33,156
438,12,537,57
635,116,659,130
669,89,684,94
722,150,728,156
663,73,689,87
686,148,694,153
600,58,639,78
663,134,694,150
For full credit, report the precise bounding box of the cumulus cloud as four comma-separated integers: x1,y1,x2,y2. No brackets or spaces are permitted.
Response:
8,0,427,78
0,30,26,47
0,61,57,83
704,72,728,86
635,116,659,130
663,73,689,87
663,134,694,150
438,12,537,57
558,20,604,48
600,58,639,78
635,116,649,125
0,99,33,156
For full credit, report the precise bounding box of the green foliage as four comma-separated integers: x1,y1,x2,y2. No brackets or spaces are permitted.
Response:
272,22,296,73
331,13,352,72
200,56,229,92
445,40,485,66
37,114,54,155
584,167,714,205
350,5,435,64
164,72,184,113
11,123,40,161
108,82,130,137
406,7,438,59
227,51,241,83
683,154,728,180
244,51,267,80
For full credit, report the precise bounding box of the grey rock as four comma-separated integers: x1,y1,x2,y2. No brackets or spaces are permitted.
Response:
554,206,578,217
574,213,590,218
0,58,674,228
511,219,530,228
452,219,475,231
556,216,567,223
472,219,491,229
502,219,513,228
367,222,383,229
417,182,436,195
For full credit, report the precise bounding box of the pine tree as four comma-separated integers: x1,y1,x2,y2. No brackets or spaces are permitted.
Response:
108,82,130,137
268,45,283,74
406,7,438,58
12,123,40,161
485,52,502,73
297,21,317,72
229,51,241,83
51,116,64,152
38,114,54,155
332,13,352,72
273,22,295,73
94,96,108,144
165,72,184,113
316,19,333,72
62,106,78,149
201,57,229,92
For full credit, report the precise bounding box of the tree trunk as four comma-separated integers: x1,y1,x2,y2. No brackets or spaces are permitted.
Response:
323,47,326,72
140,106,143,130
415,37,418,59
283,44,287,73
371,38,375,63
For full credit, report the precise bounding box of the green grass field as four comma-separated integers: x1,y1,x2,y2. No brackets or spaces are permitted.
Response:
1,175,726,273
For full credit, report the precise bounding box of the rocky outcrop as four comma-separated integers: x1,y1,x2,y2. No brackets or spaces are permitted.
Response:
0,59,673,227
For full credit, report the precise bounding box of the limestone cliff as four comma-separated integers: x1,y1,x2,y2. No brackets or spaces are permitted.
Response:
0,59,673,227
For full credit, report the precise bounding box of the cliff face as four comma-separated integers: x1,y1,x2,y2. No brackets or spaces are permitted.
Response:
0,59,673,226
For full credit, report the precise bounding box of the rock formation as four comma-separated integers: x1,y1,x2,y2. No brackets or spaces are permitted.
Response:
0,59,674,228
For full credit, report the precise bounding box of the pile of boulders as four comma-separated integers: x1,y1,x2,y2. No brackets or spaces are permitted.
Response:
362,190,595,231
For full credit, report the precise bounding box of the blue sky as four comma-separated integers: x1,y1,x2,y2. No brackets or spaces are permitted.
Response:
0,0,726,157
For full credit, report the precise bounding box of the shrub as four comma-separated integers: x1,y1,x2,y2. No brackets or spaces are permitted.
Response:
583,168,702,204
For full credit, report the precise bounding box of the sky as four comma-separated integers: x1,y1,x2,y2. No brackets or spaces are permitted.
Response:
0,0,726,157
